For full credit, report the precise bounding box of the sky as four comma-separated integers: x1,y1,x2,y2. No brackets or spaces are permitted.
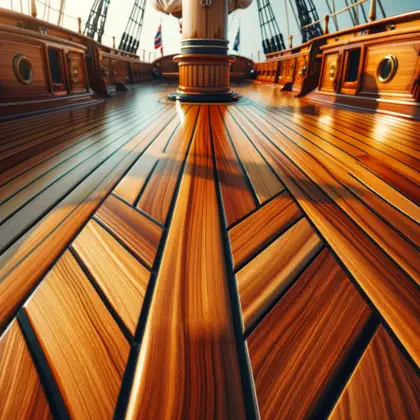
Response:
2,0,419,59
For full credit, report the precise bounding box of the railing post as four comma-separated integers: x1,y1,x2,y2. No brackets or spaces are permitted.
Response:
288,34,293,49
112,36,116,49
78,17,82,34
31,0,37,18
369,0,376,22
324,14,330,35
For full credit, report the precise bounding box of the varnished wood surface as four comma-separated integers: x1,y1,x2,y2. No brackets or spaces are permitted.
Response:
237,217,323,331
71,220,151,335
126,107,246,419
0,322,52,419
248,249,372,419
229,191,303,270
0,82,419,418
25,251,130,419
330,326,420,419
95,194,162,269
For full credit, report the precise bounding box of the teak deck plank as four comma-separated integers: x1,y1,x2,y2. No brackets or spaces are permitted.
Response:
245,90,420,184
0,100,150,187
0,321,52,419
230,102,420,366
237,217,323,332
241,105,420,269
95,195,162,269
126,107,246,419
330,326,420,419
0,107,166,331
359,155,420,205
0,100,152,185
248,249,372,419
0,106,168,253
0,82,419,417
25,251,129,419
248,104,420,227
229,191,303,270
210,106,256,226
137,106,200,224
0,106,171,224
113,108,185,204
71,220,151,335
219,105,284,204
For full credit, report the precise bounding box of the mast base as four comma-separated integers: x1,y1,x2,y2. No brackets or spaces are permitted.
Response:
168,91,239,103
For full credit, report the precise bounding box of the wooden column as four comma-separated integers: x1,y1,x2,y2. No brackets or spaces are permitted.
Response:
169,0,238,102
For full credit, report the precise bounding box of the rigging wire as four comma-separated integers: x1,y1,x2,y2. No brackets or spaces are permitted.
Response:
324,0,339,31
288,0,300,32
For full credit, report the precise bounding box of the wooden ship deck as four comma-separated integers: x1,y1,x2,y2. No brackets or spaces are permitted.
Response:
0,82,419,418
0,0,419,418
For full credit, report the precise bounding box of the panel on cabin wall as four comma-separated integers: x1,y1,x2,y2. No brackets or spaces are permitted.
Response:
101,57,112,84
320,52,339,92
360,42,420,98
279,57,295,85
67,52,87,93
294,54,308,87
0,40,50,100
115,60,130,84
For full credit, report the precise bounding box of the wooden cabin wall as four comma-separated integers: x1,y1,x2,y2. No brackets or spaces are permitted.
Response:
154,55,179,79
0,8,155,109
314,11,420,118
0,24,92,118
253,41,322,96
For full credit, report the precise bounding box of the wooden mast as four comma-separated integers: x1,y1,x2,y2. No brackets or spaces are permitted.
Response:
169,0,237,102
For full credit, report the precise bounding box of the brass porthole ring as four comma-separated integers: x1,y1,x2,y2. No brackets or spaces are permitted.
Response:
13,54,33,85
329,62,337,81
377,55,398,83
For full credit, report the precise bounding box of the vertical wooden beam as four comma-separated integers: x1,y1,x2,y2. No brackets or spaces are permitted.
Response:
324,15,330,35
78,17,82,34
289,35,293,49
369,0,376,22
30,0,37,18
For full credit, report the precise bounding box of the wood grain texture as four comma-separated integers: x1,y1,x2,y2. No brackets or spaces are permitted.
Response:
360,155,420,205
25,251,130,419
210,106,256,226
137,105,200,224
71,220,151,335
0,321,52,420
330,326,420,420
95,194,162,269
113,108,184,204
228,94,420,366
248,249,372,419
126,106,246,419
229,191,303,269
237,217,323,332
0,104,168,254
0,93,167,332
219,105,284,204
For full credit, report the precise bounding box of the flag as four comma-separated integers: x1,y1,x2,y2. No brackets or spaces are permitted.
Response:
154,25,162,50
233,27,240,52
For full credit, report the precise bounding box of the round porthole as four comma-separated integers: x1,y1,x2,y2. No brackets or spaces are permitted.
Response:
377,55,398,83
71,64,80,83
13,55,33,85
329,62,337,80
